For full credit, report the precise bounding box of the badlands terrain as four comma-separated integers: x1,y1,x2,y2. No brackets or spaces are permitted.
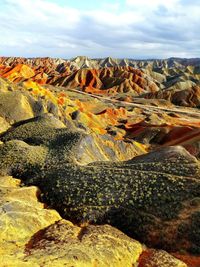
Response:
0,56,200,266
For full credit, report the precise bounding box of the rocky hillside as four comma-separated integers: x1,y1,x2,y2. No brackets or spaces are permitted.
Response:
0,56,200,107
0,57,200,266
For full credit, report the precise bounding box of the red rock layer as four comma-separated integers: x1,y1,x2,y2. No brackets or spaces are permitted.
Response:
0,59,159,96
49,66,158,95
0,58,199,158
172,254,200,267
144,86,200,108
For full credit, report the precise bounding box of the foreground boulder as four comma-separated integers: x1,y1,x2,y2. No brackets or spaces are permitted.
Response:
0,91,34,124
0,175,61,266
25,220,142,267
0,175,187,267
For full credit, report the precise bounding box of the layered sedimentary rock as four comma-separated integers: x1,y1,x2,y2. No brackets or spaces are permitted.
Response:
1,56,200,106
0,57,200,266
0,75,199,159
143,85,200,108
48,66,159,96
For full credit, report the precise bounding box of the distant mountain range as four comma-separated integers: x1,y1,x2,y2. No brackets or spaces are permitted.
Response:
1,56,200,69
0,56,200,108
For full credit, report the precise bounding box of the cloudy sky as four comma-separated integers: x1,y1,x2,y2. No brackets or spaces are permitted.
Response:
0,0,199,59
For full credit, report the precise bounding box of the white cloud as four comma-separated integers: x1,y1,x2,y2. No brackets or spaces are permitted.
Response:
87,10,143,27
0,0,199,58
3,0,80,29
126,0,180,10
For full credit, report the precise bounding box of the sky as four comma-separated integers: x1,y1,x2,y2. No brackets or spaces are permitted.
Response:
0,0,199,59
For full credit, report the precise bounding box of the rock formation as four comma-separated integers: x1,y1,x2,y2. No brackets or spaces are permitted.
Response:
0,56,199,266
